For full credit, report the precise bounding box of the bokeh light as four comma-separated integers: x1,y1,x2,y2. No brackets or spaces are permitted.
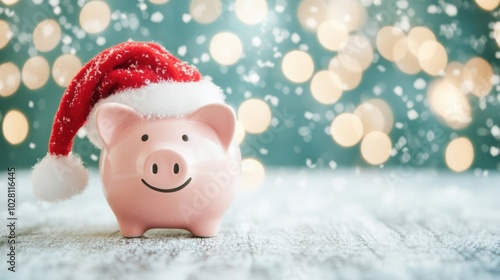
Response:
376,26,405,62
329,56,362,90
354,99,393,135
377,25,446,76
149,0,169,4
310,70,343,104
407,26,436,57
22,56,50,90
241,158,265,190
354,102,385,135
52,54,82,87
190,0,222,24
428,78,471,129
494,22,500,48
234,121,246,145
0,62,21,97
474,0,500,11
282,50,314,83
339,34,373,71
209,32,243,65
238,99,272,134
0,20,12,49
330,113,363,147
445,137,474,172
80,1,111,34
361,131,392,165
317,20,348,51
33,19,61,52
463,57,493,97
2,110,28,145
394,38,421,75
368,99,394,134
327,0,366,32
235,0,268,25
297,0,327,32
1,0,19,5
418,41,447,76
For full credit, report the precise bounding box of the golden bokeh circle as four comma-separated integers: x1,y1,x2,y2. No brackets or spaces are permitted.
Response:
80,1,111,34
297,0,328,31
241,158,265,190
2,110,29,145
52,54,82,87
209,32,243,65
445,137,474,172
428,78,471,129
149,0,169,4
330,113,364,147
282,50,314,83
317,20,349,51
367,99,394,134
407,26,436,56
361,131,392,165
339,34,373,71
0,62,21,97
418,41,447,76
474,0,500,11
238,99,272,134
354,99,394,135
235,0,268,25
464,57,493,97
310,70,343,104
22,56,50,90
33,19,61,52
327,0,367,32
1,0,19,5
376,26,405,61
329,56,362,90
0,20,12,49
234,120,246,145
494,22,500,48
190,0,222,24
395,38,421,75
355,102,385,135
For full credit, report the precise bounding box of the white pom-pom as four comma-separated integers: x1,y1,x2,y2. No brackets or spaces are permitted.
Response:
32,153,89,202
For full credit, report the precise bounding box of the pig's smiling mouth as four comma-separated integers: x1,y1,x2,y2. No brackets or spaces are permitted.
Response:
141,178,192,193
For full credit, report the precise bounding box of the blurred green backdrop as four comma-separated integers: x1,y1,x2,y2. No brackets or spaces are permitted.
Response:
0,0,499,173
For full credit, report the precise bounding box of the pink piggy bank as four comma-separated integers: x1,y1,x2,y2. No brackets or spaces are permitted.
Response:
31,42,241,238
95,102,241,238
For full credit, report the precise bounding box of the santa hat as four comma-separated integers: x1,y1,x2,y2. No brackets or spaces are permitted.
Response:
32,42,224,202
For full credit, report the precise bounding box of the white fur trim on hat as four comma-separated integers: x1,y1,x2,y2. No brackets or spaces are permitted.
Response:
85,79,225,148
32,153,89,202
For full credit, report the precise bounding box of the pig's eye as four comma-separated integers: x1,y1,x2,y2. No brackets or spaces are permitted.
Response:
182,134,189,142
141,134,149,142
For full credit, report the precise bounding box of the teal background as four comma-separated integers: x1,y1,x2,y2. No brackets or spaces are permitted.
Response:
0,0,499,171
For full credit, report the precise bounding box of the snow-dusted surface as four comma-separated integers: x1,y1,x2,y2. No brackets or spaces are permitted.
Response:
1,168,500,280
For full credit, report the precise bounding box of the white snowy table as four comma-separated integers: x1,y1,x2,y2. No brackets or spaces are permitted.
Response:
1,168,500,280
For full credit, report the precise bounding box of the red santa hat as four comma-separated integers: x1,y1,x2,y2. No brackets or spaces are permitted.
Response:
32,42,224,202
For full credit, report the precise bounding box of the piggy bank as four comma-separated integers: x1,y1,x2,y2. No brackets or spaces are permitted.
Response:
95,102,241,237
31,42,241,238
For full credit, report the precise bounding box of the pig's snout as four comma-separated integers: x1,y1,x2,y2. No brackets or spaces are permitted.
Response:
142,149,191,191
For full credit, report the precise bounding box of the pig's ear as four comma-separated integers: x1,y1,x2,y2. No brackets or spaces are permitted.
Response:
190,104,236,151
95,103,143,148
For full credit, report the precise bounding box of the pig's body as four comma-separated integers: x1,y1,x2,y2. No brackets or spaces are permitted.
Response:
96,103,240,237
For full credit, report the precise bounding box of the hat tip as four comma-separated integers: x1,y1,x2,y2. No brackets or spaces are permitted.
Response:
32,154,89,203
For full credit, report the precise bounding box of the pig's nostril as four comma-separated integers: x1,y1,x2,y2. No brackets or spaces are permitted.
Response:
173,163,179,174
152,163,158,174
